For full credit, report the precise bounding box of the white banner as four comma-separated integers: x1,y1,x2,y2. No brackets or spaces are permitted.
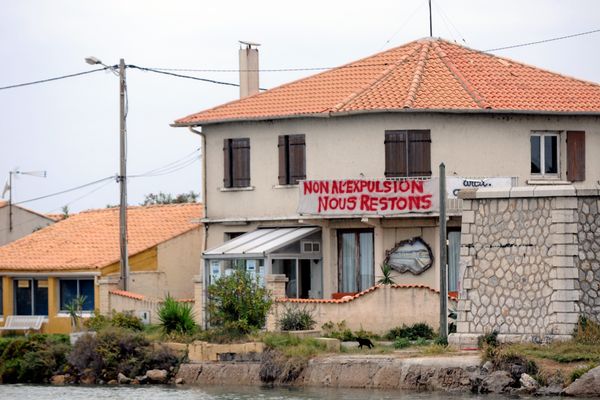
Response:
446,177,513,199
298,179,439,216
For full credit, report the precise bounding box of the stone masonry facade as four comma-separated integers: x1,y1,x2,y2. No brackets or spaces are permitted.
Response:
450,186,600,347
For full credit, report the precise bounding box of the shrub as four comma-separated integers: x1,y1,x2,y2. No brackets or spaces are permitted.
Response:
386,323,435,341
207,270,272,334
157,295,197,335
84,310,144,332
478,329,499,349
68,327,180,381
321,320,355,341
0,334,70,383
574,315,600,344
394,337,410,349
111,311,144,331
278,306,316,331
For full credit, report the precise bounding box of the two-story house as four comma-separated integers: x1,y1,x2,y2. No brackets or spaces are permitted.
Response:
173,38,600,328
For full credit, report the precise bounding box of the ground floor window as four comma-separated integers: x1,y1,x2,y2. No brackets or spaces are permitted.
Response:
272,259,319,299
338,230,374,293
59,279,95,311
208,259,265,286
0,279,3,316
14,279,48,316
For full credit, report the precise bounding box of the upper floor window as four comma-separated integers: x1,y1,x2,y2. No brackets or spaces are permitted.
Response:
384,130,431,177
223,138,250,188
278,134,306,185
530,132,559,176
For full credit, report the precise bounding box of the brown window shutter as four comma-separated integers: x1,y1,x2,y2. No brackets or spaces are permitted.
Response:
407,130,431,177
231,138,250,187
384,130,407,177
288,134,306,184
223,139,232,188
567,131,585,182
278,135,287,185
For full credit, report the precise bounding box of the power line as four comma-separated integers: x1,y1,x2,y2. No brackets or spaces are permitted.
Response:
485,28,600,52
0,67,111,91
15,176,115,205
128,65,250,89
129,148,201,178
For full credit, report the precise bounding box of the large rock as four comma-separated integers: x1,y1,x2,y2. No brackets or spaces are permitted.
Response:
480,370,514,393
50,375,65,385
146,369,168,383
519,373,539,393
117,372,132,384
564,366,600,396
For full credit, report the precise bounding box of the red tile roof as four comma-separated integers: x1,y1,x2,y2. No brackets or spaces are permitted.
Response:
275,284,456,304
174,38,600,126
0,203,202,271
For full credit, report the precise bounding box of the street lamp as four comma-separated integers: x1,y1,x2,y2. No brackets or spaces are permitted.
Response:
86,56,129,291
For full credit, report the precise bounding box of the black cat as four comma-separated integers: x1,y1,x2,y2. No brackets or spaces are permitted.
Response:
357,337,374,349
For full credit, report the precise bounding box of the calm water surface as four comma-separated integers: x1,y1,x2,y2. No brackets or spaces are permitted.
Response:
0,385,561,400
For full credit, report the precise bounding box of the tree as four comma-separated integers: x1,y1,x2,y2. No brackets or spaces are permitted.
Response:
141,191,199,206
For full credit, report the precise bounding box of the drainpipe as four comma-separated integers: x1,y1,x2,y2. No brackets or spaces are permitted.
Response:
188,126,208,250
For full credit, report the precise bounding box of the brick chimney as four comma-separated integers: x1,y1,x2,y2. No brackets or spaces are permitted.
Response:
239,41,260,98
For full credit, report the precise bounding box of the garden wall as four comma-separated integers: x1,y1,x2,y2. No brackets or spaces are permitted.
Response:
450,186,600,347
267,283,456,334
106,289,194,324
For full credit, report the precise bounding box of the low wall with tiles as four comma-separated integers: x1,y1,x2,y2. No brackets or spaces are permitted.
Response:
450,186,600,347
107,290,194,324
267,283,456,334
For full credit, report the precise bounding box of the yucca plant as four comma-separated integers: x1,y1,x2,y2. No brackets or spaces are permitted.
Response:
157,295,196,335
377,263,395,285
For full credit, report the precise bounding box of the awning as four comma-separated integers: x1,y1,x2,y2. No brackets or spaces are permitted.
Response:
204,227,320,259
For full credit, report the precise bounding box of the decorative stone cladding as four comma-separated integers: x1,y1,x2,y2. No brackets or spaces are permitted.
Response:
450,186,600,348
577,196,600,318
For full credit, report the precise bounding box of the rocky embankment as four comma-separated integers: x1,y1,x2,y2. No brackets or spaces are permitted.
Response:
177,351,600,396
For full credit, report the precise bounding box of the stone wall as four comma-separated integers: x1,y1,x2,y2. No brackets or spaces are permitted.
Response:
577,196,600,318
450,186,600,347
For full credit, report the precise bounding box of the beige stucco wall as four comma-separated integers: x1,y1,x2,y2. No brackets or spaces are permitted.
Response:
268,285,456,334
155,228,203,299
0,205,54,246
202,113,600,220
204,218,445,296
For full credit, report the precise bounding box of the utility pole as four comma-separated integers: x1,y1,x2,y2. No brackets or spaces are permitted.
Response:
85,56,129,291
428,0,433,37
439,163,448,341
8,171,13,232
119,58,129,291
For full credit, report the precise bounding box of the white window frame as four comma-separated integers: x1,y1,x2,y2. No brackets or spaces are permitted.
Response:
530,131,560,178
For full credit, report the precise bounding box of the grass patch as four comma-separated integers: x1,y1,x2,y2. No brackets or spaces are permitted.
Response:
509,341,600,363
419,343,454,355
262,333,328,358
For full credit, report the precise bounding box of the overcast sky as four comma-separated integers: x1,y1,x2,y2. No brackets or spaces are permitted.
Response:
1,0,599,214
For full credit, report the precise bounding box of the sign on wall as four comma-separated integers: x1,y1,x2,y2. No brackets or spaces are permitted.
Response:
298,178,439,216
446,177,513,199
385,237,433,275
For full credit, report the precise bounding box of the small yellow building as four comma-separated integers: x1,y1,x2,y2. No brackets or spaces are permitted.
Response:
0,203,203,334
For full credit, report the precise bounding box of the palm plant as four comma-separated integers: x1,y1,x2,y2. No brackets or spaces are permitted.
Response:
377,263,396,285
65,295,86,331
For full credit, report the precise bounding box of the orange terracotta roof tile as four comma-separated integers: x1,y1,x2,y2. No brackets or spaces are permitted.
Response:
174,38,600,126
275,284,456,304
0,203,203,271
110,289,194,303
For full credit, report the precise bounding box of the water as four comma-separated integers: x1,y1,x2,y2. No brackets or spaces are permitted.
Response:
0,385,559,400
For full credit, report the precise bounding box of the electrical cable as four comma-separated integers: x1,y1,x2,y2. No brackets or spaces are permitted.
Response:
485,28,600,52
127,65,248,89
0,67,110,91
15,176,115,205
379,0,427,50
432,0,467,44
129,148,200,177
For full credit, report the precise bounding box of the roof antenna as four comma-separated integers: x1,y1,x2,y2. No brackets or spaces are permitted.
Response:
429,0,433,37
